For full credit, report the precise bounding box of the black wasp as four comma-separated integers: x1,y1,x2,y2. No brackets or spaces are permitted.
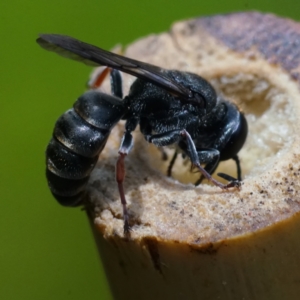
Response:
37,34,248,233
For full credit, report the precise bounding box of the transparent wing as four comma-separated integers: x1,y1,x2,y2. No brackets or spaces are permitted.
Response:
37,34,192,98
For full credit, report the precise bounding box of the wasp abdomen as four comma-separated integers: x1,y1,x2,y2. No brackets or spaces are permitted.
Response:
46,138,99,179
46,91,125,206
54,109,110,158
74,91,125,130
46,169,89,206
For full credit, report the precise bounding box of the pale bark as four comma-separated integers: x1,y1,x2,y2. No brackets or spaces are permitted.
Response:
86,12,300,300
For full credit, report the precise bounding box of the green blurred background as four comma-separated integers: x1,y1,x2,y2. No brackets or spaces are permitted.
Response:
1,0,299,299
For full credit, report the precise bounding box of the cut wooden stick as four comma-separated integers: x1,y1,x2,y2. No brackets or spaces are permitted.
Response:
86,12,300,299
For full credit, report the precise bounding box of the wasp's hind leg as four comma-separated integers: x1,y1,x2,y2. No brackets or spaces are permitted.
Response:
88,67,123,99
116,117,139,234
110,69,123,98
116,131,133,234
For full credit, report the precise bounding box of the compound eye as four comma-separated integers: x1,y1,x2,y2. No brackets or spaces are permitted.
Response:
221,112,248,160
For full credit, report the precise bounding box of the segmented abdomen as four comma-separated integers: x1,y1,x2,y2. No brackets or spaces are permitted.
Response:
46,91,125,206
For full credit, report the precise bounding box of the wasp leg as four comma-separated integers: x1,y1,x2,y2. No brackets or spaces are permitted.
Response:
146,129,182,146
195,153,242,186
110,69,123,98
88,66,111,89
147,130,222,185
232,155,242,181
139,118,170,167
146,130,238,189
180,130,238,189
167,150,178,177
88,67,123,99
194,149,220,186
145,130,182,176
196,155,242,186
116,117,138,234
157,148,168,161
116,131,133,234
217,172,241,188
